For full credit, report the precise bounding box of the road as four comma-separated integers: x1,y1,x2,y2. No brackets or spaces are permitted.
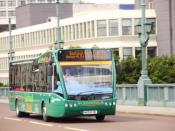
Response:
0,103,175,131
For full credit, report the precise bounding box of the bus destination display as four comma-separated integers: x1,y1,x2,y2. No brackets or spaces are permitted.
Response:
58,49,112,61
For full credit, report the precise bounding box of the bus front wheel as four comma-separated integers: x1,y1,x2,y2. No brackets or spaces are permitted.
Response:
95,115,105,121
15,100,23,117
42,103,49,122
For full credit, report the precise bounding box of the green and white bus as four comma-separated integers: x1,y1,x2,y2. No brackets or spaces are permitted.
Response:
9,48,117,121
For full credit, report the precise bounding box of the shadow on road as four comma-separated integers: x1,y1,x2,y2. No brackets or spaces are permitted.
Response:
15,113,154,124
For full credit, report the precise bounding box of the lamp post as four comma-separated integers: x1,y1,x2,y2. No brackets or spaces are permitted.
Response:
8,17,15,64
56,0,62,49
136,0,153,106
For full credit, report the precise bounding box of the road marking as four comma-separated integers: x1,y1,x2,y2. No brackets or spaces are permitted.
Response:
29,121,53,127
4,117,22,121
65,127,89,131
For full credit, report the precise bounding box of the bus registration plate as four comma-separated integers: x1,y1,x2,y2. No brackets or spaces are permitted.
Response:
83,110,97,115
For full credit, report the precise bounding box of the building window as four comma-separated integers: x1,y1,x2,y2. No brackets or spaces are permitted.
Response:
135,47,141,57
0,1,6,7
20,0,26,6
122,19,132,35
147,18,156,34
38,0,46,3
8,11,15,16
97,20,107,37
47,0,55,3
109,19,118,36
123,47,132,59
147,47,157,57
0,11,6,16
8,1,16,7
91,21,95,37
134,18,141,35
29,0,36,3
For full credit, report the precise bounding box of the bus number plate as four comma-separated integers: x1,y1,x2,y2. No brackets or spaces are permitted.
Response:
83,110,97,115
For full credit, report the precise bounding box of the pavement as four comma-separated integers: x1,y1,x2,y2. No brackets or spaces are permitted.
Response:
1,98,175,117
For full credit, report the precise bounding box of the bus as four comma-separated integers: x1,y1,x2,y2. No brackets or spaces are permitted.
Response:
8,48,117,121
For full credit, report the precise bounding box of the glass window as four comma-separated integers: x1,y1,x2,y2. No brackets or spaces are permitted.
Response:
122,19,132,35
147,18,156,34
0,1,6,7
91,21,95,37
8,1,16,6
0,11,6,16
109,19,118,36
38,0,46,3
147,47,157,57
47,0,55,3
8,11,15,16
135,47,141,57
134,18,141,35
97,20,107,37
83,22,87,38
29,0,36,3
123,47,132,59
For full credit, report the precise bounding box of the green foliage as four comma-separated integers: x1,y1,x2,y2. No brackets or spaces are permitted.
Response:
0,82,4,87
117,57,141,84
117,56,175,84
148,56,175,83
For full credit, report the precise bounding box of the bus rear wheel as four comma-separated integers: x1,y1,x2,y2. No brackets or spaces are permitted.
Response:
96,115,105,121
42,103,49,122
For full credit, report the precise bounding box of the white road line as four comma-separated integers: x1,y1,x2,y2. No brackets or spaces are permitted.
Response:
29,121,53,127
4,117,22,122
65,127,89,131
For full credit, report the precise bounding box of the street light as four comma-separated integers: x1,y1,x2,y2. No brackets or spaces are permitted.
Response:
56,0,63,49
136,0,153,106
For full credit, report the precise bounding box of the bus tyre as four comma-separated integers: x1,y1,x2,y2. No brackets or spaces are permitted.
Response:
96,115,105,121
16,100,23,117
42,104,49,122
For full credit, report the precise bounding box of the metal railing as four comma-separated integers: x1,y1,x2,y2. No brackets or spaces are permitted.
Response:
116,84,138,105
146,84,175,107
1,84,175,107
0,87,9,98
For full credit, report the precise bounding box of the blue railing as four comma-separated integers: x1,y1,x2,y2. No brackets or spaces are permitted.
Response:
116,84,138,105
1,85,175,107
116,84,175,107
0,87,9,98
146,84,175,107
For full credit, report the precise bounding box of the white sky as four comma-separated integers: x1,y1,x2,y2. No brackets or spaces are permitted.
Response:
81,0,135,4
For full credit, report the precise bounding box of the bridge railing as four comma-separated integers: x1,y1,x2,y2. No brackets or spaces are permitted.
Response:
1,85,175,107
116,84,138,105
116,84,175,107
146,84,175,107
0,87,9,98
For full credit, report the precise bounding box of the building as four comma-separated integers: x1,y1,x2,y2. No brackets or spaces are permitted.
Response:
154,0,175,56
0,9,156,84
0,0,81,32
135,0,175,56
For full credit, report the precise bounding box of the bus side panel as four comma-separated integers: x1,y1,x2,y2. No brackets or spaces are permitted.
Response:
45,94,66,118
9,91,16,111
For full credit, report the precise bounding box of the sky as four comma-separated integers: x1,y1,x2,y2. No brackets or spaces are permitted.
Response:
81,0,135,4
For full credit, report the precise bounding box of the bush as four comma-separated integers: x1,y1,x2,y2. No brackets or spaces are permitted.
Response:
0,82,4,87
117,56,175,84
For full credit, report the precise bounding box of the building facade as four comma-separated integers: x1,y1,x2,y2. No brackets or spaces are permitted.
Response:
0,0,81,32
154,0,175,56
0,9,156,84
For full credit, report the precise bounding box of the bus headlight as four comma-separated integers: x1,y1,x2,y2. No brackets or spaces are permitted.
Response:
105,102,108,106
69,104,73,107
113,102,116,105
65,104,68,107
74,104,77,107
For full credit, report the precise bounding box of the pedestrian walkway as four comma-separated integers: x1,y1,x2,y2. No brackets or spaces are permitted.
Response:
117,105,175,116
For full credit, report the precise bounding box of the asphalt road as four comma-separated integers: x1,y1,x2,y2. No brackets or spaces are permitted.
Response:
0,103,175,131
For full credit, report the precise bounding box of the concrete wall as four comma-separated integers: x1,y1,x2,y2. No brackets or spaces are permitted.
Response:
154,0,175,56
16,3,73,28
